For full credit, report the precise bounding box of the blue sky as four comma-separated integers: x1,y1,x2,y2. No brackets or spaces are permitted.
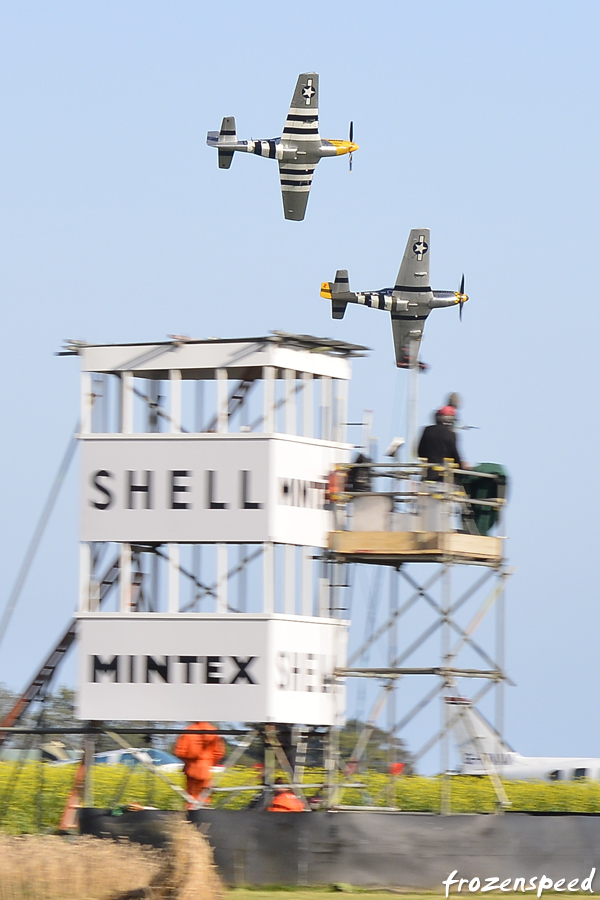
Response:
1,1,599,771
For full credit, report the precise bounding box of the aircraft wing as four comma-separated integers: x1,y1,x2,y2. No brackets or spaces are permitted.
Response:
282,73,320,146
390,314,428,368
279,161,318,221
394,228,431,291
279,74,321,220
390,228,433,366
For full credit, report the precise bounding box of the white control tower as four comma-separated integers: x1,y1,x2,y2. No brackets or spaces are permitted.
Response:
73,333,364,726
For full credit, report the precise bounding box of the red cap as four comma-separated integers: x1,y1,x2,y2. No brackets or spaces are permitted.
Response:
439,405,456,418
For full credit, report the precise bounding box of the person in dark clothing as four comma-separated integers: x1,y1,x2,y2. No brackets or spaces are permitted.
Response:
417,406,463,481
346,452,373,493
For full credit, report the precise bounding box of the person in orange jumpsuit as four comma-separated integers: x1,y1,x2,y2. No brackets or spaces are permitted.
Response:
174,722,225,805
267,777,305,812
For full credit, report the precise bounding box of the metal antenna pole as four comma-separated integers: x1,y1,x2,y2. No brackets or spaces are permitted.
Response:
407,340,420,461
0,423,79,653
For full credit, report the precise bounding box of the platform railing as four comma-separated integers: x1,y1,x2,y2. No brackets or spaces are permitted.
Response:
329,460,508,538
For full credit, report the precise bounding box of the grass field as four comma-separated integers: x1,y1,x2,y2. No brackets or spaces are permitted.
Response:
227,891,434,899
226,892,599,899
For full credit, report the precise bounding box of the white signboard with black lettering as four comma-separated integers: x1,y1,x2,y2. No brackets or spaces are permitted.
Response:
77,614,348,724
80,435,348,547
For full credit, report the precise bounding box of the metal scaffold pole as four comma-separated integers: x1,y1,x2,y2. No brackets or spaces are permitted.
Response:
327,446,512,811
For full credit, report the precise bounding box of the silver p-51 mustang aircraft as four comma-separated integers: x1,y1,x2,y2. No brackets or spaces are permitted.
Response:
207,72,358,221
321,228,468,368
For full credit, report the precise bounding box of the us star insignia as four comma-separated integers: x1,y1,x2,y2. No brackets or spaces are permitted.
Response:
302,80,316,104
413,237,429,260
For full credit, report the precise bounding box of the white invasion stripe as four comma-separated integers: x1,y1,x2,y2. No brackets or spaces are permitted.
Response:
354,293,393,311
280,165,316,173
282,134,321,142
282,184,311,193
288,106,320,116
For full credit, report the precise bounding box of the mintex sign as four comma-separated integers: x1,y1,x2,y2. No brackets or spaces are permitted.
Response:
80,434,348,547
77,614,348,725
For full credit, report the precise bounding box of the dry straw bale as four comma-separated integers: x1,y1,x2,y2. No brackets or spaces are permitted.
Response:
0,819,222,900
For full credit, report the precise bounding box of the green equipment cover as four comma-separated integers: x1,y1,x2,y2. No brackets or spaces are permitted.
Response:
460,463,508,536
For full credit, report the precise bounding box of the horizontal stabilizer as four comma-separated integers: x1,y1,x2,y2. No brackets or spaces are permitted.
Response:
218,149,234,169
333,269,349,291
219,116,237,143
207,116,238,168
218,117,236,169
321,270,350,319
332,298,348,319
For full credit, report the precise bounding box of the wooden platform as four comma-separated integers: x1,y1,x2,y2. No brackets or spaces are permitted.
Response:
328,530,504,566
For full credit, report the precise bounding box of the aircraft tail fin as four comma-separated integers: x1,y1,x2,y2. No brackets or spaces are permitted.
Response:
446,697,514,774
321,269,350,319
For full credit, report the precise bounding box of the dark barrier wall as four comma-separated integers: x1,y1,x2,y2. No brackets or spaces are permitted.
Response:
80,808,600,889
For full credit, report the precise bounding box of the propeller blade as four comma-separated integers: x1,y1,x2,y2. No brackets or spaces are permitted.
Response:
457,274,467,322
348,121,354,172
349,120,354,143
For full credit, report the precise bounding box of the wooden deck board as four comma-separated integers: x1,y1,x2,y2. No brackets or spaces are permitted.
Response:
328,530,504,566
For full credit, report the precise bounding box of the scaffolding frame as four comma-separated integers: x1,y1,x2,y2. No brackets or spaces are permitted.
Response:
322,457,512,810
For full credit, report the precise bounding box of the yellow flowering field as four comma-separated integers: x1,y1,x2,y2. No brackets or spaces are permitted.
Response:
2,763,600,833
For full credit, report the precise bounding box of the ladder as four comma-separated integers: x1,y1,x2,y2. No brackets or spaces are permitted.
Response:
0,554,125,745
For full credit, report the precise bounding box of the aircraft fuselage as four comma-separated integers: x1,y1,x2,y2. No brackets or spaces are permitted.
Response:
339,288,460,316
462,752,600,781
221,137,352,163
